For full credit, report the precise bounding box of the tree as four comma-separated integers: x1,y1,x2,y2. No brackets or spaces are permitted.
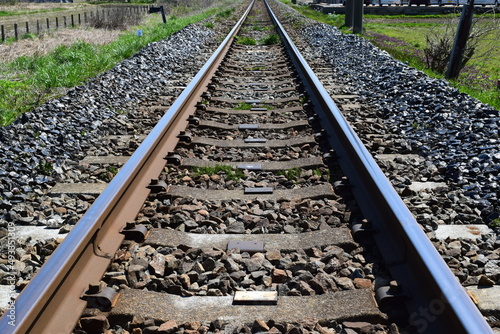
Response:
424,6,499,78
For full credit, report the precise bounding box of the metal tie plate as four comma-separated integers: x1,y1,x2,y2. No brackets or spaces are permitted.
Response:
227,240,264,253
236,163,262,170
245,100,262,104
244,138,267,143
238,124,260,130
233,291,278,305
250,108,268,111
244,187,274,194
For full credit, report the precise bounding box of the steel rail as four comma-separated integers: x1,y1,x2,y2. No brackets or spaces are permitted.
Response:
264,0,492,333
0,1,254,333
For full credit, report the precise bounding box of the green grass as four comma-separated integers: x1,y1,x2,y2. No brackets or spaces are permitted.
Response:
278,168,301,182
252,25,271,31
192,165,244,181
280,0,344,27
364,14,459,19
363,17,500,110
216,8,234,19
234,102,272,110
236,36,257,45
0,8,225,126
313,168,329,181
234,102,253,109
260,34,280,45
37,159,54,176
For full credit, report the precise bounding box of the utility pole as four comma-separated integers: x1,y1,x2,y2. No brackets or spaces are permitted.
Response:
345,0,353,28
446,0,474,79
352,0,364,34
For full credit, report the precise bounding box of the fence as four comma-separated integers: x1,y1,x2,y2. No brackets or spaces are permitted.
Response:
0,5,150,43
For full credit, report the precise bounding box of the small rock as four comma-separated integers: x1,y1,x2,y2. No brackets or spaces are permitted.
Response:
79,315,110,333
353,278,372,289
157,320,178,334
271,268,289,283
252,319,270,331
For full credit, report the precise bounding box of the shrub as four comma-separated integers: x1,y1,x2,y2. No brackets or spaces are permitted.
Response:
87,7,145,30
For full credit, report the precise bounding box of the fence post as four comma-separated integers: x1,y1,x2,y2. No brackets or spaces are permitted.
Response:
37,19,40,34
1,25,4,43
26,21,29,35
56,17,59,29
64,16,67,28
46,18,50,30
14,23,18,41
160,6,166,24
84,12,88,23
71,14,74,27
78,13,81,26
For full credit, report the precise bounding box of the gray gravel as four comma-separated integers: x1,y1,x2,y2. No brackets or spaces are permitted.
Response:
0,21,220,312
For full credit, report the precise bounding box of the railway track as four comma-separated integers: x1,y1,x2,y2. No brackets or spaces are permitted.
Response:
0,0,493,333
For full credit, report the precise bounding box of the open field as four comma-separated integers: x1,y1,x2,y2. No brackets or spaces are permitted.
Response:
283,0,500,110
364,14,500,109
0,1,95,25
0,0,240,125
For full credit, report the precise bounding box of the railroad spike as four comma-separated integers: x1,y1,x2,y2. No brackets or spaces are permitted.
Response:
322,150,338,164
147,179,168,193
120,222,149,242
177,131,192,143
375,282,408,309
333,177,351,194
351,219,377,238
308,115,319,126
81,282,119,311
187,116,200,126
314,130,327,143
164,153,182,165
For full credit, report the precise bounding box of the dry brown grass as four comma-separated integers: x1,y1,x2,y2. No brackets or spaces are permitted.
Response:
0,2,93,25
0,2,77,12
0,28,120,63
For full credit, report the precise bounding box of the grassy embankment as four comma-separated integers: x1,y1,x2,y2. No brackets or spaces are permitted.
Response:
0,1,238,126
281,1,500,110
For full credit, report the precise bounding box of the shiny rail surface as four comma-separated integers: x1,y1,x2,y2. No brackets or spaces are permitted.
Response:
0,0,492,333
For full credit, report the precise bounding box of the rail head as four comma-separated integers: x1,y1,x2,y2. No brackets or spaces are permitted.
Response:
264,0,492,333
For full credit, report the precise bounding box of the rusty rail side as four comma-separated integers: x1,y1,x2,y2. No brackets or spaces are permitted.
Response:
0,1,254,333
265,0,492,332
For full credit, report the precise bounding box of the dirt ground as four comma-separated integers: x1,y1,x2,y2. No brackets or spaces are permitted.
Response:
0,2,151,63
